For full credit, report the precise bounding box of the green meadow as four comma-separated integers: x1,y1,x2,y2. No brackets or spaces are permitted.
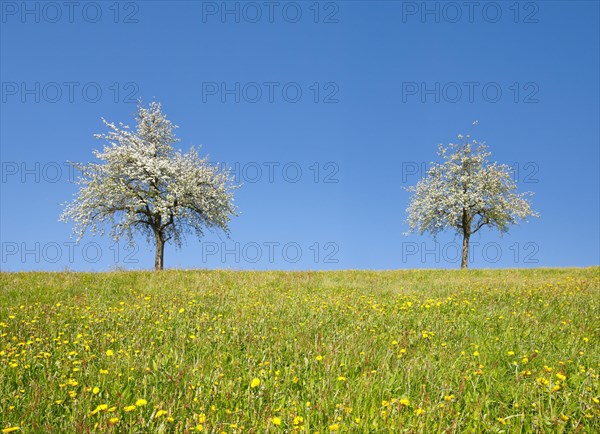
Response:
1,268,599,433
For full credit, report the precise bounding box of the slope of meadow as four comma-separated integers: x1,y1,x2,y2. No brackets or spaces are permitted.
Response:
1,268,599,433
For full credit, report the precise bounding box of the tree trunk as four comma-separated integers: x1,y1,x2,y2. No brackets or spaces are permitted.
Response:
461,233,470,269
154,233,164,271
460,207,471,270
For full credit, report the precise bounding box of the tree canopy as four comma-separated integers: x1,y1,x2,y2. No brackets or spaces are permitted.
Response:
405,132,538,268
60,102,238,270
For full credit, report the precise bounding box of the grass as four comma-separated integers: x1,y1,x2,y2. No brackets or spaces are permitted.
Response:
0,268,599,433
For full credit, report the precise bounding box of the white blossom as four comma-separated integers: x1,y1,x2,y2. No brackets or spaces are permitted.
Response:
60,101,238,270
405,135,538,268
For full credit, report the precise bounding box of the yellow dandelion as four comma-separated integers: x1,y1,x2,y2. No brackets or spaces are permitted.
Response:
272,416,282,426
90,404,108,415
250,378,261,388
105,350,114,357
135,399,147,406
92,387,100,395
536,377,550,385
124,405,136,412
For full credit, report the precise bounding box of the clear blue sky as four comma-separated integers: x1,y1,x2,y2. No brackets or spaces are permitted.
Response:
1,1,598,271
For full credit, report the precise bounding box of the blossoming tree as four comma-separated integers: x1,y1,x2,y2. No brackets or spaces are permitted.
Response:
60,102,238,270
405,132,538,269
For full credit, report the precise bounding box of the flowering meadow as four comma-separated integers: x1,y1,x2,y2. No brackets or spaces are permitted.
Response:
1,268,598,433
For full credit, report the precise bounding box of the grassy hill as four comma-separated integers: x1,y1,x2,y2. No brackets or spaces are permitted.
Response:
1,268,599,432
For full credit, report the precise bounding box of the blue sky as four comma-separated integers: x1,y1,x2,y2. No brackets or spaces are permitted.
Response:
1,1,598,271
